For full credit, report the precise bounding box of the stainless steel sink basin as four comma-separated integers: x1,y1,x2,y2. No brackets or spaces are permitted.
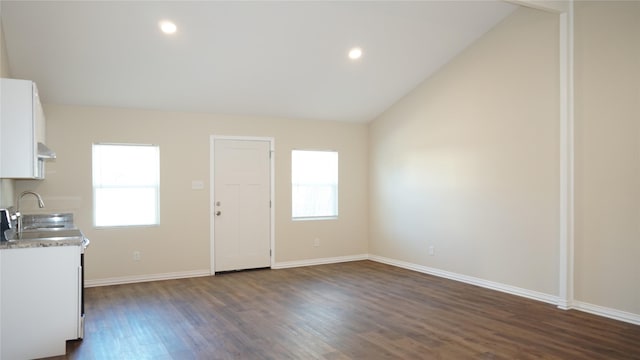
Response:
4,213,80,242
21,213,76,231
27,224,66,229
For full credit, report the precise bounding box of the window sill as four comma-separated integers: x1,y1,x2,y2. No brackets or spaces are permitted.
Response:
94,224,160,230
292,216,338,222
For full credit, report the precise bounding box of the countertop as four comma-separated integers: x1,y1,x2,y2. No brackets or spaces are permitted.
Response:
0,229,87,250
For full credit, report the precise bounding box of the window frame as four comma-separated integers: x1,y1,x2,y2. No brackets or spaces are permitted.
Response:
92,143,161,228
291,149,339,221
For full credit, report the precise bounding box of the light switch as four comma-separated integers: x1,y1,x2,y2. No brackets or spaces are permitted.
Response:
191,180,204,190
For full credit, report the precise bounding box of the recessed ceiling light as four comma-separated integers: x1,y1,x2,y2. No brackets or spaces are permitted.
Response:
348,47,363,60
159,21,177,34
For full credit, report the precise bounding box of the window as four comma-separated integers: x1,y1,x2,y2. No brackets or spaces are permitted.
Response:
92,143,160,227
292,150,338,219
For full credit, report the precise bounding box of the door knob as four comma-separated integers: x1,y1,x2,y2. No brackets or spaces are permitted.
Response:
215,211,222,216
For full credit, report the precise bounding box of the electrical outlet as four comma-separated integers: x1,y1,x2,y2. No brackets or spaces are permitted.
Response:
133,251,141,261
428,246,435,256
313,238,320,247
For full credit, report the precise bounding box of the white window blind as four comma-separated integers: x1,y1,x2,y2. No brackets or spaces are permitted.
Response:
292,150,338,219
92,143,160,227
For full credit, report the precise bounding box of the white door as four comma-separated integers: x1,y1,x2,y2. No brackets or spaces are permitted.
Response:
212,138,271,272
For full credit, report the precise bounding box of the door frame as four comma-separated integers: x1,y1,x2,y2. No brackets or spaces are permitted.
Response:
209,135,275,275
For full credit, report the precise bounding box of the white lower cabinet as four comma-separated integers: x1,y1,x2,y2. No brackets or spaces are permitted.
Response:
0,246,80,360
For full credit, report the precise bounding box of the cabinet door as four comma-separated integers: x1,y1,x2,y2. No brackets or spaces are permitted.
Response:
1,246,80,360
34,84,46,145
0,78,38,178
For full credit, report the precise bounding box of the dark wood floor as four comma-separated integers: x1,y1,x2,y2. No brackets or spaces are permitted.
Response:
47,261,640,359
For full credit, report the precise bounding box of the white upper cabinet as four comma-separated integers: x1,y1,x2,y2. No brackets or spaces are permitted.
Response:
0,78,54,179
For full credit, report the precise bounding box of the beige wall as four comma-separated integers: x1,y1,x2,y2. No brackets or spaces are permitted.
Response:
369,7,560,295
369,1,640,318
0,180,12,208
16,106,369,281
0,16,16,208
0,19,9,77
574,1,640,315
0,15,10,77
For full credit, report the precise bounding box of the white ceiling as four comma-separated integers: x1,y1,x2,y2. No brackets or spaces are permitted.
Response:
0,1,516,123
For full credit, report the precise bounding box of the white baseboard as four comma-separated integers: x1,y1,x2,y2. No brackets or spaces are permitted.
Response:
85,269,211,287
368,255,560,305
369,254,640,326
85,254,369,287
556,299,572,310
83,254,640,327
273,254,369,269
573,301,640,326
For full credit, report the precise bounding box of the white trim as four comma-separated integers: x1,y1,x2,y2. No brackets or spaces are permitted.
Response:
272,254,368,269
209,136,275,274
292,216,338,222
81,255,640,326
557,2,575,311
573,301,640,326
84,269,210,287
209,137,215,274
369,255,640,325
511,0,577,312
269,143,276,269
368,255,559,305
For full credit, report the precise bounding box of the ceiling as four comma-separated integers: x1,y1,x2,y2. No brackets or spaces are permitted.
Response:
0,1,516,123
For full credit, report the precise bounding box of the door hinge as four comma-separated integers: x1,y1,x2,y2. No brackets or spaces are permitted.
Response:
270,200,272,208
270,249,272,257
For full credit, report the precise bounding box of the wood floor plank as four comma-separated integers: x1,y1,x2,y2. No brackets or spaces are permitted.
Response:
43,261,640,359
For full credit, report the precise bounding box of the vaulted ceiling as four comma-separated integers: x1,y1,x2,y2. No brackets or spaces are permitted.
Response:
0,1,516,122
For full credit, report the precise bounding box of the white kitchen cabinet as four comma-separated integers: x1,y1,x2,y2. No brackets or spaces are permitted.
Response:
0,246,81,360
0,78,52,179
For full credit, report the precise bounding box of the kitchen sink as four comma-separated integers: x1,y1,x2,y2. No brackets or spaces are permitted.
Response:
3,213,84,243
2,212,89,253
21,213,76,231
23,224,67,230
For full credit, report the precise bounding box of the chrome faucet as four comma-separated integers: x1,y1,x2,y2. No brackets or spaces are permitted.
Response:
16,191,45,235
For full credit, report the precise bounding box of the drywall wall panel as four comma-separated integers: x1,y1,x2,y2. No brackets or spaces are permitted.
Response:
574,1,640,315
0,18,16,208
16,105,368,281
369,7,559,295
